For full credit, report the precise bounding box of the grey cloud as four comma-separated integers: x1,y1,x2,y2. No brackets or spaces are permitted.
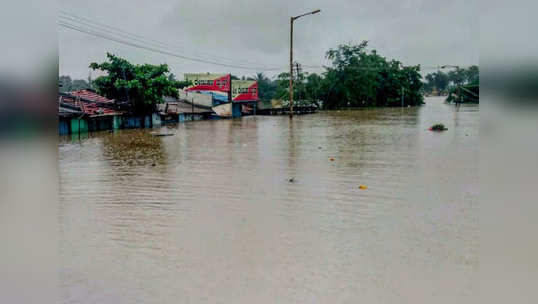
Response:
60,0,478,79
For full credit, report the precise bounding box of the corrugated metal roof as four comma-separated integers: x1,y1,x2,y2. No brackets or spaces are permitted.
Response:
61,90,122,117
68,89,115,103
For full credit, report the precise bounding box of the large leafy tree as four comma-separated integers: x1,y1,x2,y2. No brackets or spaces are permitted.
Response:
447,68,467,86
323,41,423,108
465,65,479,84
423,71,449,94
89,53,188,114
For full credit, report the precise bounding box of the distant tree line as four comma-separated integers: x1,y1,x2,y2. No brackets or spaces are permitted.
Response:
422,66,479,97
59,75,94,93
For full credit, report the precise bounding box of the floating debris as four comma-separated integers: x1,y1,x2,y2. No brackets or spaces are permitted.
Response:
288,177,295,183
429,123,448,131
329,157,335,161
151,132,174,137
358,185,367,190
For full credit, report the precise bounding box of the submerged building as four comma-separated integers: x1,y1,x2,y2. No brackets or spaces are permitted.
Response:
183,73,259,117
58,89,123,134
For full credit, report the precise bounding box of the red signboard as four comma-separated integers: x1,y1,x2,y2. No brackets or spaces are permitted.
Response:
184,73,230,93
232,81,258,101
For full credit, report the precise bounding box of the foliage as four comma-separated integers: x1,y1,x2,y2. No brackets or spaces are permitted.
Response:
252,42,424,109
322,41,423,109
59,75,93,93
254,73,277,101
423,65,479,96
423,71,449,94
270,71,325,107
430,123,448,131
464,65,479,83
89,53,188,114
446,81,479,103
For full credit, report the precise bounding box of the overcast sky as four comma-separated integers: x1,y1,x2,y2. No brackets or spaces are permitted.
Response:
59,0,478,80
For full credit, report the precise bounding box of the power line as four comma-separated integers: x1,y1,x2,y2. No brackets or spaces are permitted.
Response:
60,20,286,71
59,11,283,69
59,11,472,74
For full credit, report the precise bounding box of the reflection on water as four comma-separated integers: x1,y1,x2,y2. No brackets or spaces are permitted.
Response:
59,97,478,303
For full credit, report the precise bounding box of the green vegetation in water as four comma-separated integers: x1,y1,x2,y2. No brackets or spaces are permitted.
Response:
430,123,448,131
422,66,479,103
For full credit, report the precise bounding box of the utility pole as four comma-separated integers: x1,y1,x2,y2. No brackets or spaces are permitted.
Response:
289,9,320,118
289,17,293,118
228,74,232,104
228,74,233,117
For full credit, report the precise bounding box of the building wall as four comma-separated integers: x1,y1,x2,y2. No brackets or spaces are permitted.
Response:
178,90,213,107
70,118,88,133
59,119,70,135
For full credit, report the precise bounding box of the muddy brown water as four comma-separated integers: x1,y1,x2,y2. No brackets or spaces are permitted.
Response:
59,97,478,303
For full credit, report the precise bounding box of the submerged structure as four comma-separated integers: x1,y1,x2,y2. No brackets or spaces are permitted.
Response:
58,89,123,134
184,73,259,117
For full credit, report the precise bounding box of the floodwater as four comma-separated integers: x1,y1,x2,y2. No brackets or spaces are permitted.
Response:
59,97,478,303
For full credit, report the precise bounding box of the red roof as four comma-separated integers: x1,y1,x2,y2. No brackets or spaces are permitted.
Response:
62,89,122,117
69,89,115,103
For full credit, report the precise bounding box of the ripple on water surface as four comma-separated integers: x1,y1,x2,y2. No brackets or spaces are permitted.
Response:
59,97,478,303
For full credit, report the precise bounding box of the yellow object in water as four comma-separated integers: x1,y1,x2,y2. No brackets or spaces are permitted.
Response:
358,185,367,190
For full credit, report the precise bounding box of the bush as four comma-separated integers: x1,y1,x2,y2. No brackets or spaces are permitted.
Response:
430,123,448,131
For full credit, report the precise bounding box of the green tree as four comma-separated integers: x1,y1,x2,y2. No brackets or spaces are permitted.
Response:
274,72,292,102
254,72,277,101
304,73,324,106
323,41,423,109
423,71,449,94
446,66,479,104
465,65,479,84
447,68,466,86
59,75,92,92
423,73,435,93
59,75,72,93
90,53,182,114
71,79,91,91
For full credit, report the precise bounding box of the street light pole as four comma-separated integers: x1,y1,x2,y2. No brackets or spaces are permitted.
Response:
289,17,293,118
289,9,320,118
